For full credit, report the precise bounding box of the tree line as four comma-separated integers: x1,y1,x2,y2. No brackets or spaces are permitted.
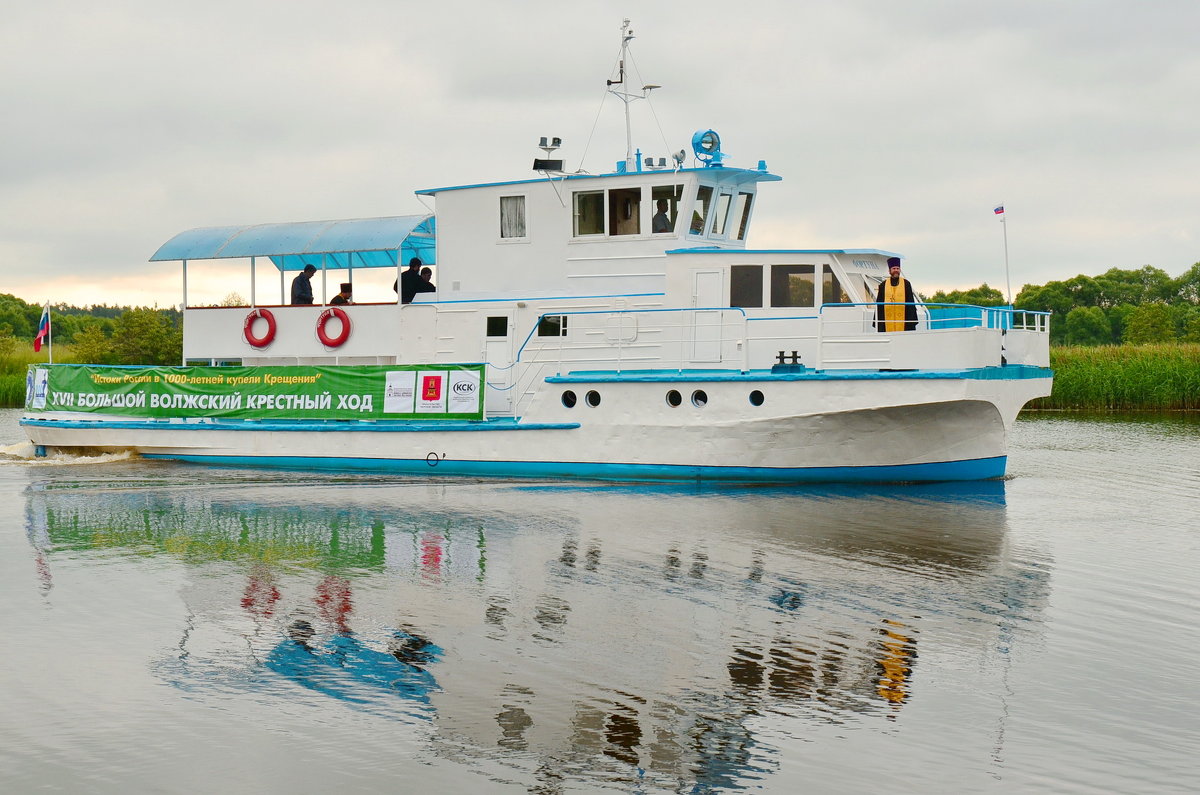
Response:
0,293,182,365
925,262,1200,346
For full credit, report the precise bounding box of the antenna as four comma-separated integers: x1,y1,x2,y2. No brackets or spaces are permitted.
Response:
606,19,659,171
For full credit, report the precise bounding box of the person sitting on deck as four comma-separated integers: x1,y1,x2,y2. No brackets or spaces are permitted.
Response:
875,257,918,332
330,283,353,305
419,267,434,290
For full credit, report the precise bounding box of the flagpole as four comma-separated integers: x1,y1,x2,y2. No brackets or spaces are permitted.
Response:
47,304,53,364
995,203,1011,304
1002,215,1010,304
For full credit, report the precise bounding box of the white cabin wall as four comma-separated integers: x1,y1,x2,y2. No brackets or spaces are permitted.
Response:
430,172,760,299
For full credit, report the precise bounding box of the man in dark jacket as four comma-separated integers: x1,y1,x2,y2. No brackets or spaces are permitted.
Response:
290,264,317,305
396,257,435,304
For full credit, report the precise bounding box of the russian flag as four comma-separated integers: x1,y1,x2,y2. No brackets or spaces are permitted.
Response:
33,305,50,352
993,205,1005,215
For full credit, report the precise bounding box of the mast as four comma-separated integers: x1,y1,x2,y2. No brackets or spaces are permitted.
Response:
606,19,658,171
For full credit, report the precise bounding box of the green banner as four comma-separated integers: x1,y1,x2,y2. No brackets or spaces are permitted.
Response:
25,363,485,421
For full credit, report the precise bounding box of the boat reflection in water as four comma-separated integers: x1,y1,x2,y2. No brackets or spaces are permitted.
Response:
24,473,1048,791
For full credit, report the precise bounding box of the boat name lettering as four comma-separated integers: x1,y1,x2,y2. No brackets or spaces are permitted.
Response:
75,391,148,408
245,393,333,411
852,259,882,270
336,394,374,412
150,393,244,411
451,381,476,395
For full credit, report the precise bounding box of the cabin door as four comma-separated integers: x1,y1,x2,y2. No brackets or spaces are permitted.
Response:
484,312,515,415
690,269,723,362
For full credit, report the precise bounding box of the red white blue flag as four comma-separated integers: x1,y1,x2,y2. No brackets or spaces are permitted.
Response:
33,305,50,352
993,205,1005,215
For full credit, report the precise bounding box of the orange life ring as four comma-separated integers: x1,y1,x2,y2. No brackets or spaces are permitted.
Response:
316,307,351,347
243,308,277,348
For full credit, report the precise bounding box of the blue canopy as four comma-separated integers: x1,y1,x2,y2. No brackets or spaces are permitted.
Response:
150,215,436,270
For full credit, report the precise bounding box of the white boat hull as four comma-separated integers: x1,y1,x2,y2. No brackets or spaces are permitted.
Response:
22,370,1050,483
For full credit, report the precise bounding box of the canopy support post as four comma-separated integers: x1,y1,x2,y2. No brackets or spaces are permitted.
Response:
182,259,188,309
250,256,256,307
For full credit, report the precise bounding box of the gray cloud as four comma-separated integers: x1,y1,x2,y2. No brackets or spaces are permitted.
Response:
2,0,1198,306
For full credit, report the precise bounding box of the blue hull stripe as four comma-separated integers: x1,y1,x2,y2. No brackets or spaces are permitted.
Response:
548,365,1052,383
140,453,1007,484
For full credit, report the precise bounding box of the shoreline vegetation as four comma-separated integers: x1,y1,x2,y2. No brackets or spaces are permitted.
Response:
4,342,1198,413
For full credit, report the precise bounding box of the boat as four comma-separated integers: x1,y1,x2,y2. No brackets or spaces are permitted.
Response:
20,21,1051,483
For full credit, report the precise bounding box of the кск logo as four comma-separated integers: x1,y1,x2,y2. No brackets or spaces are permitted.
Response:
452,381,476,395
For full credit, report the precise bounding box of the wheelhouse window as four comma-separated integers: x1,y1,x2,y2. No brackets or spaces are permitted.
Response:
608,187,641,236
651,184,682,233
500,196,526,238
822,265,853,304
730,265,763,308
711,192,733,237
537,315,568,336
573,191,604,236
690,186,714,235
733,192,753,240
771,264,816,307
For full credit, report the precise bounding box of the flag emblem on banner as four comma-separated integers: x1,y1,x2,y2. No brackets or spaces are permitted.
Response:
993,205,1005,215
33,305,50,352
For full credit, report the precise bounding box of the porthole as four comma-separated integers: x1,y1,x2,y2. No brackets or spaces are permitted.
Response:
586,390,601,407
561,390,577,408
691,389,708,407
749,390,765,406
666,390,682,407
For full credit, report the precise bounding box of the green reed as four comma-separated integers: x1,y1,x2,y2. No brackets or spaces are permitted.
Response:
0,347,66,408
1031,344,1200,411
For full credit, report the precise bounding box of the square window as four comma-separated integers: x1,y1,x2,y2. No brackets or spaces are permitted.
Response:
486,316,508,336
771,265,816,308
730,265,763,308
573,191,604,236
537,315,568,337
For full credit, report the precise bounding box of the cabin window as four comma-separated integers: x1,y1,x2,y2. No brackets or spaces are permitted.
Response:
537,315,568,336
486,316,508,336
730,265,763,308
733,192,753,240
608,187,641,236
690,186,714,235
771,264,816,308
712,192,733,236
651,184,682,233
822,265,852,305
573,191,604,236
500,196,526,238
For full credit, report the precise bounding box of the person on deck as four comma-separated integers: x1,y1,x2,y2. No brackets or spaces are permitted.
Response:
875,257,918,332
652,199,673,233
290,264,317,305
395,257,436,304
419,267,435,289
330,283,353,305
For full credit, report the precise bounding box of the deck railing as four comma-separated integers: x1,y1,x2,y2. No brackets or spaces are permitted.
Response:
492,303,1050,415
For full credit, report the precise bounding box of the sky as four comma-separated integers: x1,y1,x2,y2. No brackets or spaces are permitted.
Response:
2,0,1198,308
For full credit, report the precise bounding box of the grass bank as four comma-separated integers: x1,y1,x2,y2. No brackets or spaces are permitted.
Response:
1030,343,1200,411
4,344,1199,412
0,348,52,407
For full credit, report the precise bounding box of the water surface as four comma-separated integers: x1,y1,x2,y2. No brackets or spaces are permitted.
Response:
1,409,1197,793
